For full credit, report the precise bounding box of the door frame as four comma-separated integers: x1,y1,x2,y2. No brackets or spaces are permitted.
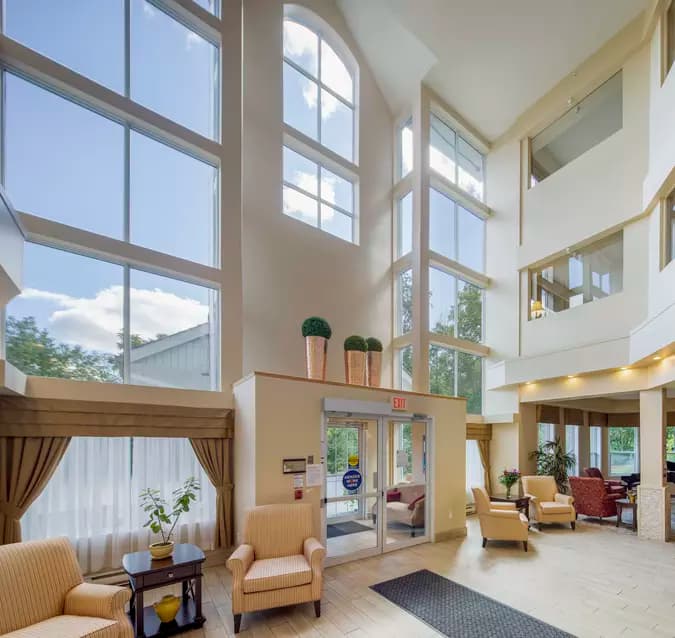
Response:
321,409,434,566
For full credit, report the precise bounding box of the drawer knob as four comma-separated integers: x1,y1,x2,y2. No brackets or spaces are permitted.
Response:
168,572,174,579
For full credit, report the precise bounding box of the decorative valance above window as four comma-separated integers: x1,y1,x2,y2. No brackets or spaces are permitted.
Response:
466,423,492,441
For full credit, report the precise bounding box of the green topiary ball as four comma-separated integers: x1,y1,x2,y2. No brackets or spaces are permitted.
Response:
344,335,368,352
366,337,383,352
301,317,332,339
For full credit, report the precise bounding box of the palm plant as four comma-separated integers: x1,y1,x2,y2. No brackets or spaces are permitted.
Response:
529,437,576,494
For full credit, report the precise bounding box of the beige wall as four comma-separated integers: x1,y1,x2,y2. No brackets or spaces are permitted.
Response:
241,0,393,387
232,373,467,545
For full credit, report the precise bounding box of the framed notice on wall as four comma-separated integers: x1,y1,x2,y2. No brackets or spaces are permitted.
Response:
282,458,307,474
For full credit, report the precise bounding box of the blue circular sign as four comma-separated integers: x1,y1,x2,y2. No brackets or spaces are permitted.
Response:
342,469,362,492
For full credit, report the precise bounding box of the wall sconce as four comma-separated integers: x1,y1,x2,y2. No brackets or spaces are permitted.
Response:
530,300,544,320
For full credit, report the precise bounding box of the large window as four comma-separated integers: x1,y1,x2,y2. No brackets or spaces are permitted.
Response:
429,267,482,342
396,269,413,336
396,192,413,258
6,244,218,390
566,425,579,476
398,117,413,179
538,423,555,447
429,344,482,414
590,426,602,468
530,72,622,184
282,12,358,242
667,1,675,80
1,0,224,391
23,437,216,574
609,426,639,476
530,231,623,317
664,189,675,268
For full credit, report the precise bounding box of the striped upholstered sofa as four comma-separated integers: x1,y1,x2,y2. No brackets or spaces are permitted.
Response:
226,503,326,634
0,537,132,638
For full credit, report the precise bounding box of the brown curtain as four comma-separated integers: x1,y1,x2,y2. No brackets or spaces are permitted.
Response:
0,436,71,545
477,440,492,494
190,438,233,548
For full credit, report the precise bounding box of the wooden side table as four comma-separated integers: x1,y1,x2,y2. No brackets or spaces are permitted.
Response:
489,494,531,520
616,498,637,531
122,543,206,638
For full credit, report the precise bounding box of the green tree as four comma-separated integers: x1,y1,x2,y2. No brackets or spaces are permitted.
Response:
6,316,120,382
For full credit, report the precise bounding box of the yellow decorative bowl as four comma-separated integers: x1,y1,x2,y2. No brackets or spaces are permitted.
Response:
153,594,181,623
149,541,174,560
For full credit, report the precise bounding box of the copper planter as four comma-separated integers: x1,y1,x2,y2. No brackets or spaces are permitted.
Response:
344,351,366,385
305,336,327,380
367,351,382,387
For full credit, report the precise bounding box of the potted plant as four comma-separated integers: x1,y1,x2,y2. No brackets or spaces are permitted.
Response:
301,317,332,380
366,337,383,387
140,476,200,560
529,437,576,494
344,335,367,385
498,468,521,499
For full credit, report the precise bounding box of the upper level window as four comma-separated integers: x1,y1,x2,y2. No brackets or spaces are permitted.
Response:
430,113,485,201
530,72,622,185
283,16,356,162
530,231,623,318
664,189,675,267
397,117,413,180
667,1,675,79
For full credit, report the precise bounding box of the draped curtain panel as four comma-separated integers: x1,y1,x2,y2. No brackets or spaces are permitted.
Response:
0,436,71,544
465,440,485,504
190,438,233,548
477,439,492,494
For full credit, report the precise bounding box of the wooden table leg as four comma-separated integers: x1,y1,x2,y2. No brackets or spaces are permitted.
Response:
616,503,621,527
135,589,144,638
182,579,189,602
633,506,637,531
194,575,205,626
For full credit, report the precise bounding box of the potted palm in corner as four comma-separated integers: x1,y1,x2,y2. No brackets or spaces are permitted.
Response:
344,335,367,385
302,317,332,380
366,337,383,387
529,437,576,494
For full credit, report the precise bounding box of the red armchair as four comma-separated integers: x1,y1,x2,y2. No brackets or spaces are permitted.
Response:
570,477,622,519
583,467,626,497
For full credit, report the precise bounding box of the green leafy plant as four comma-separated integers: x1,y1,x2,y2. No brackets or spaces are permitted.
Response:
140,477,200,545
301,317,332,339
529,437,576,494
365,337,383,352
344,335,368,352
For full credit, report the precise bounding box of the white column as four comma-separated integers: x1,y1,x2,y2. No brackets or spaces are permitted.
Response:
637,388,670,541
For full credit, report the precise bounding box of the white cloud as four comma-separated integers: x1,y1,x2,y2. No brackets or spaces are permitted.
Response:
19,286,208,353
284,170,337,222
185,31,204,51
142,1,157,18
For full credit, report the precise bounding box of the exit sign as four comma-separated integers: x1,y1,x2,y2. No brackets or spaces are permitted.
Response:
391,396,407,411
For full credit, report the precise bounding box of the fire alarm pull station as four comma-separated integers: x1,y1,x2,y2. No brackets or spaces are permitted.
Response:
294,474,304,500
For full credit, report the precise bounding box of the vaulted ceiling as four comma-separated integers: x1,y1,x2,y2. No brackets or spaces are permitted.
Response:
338,0,648,141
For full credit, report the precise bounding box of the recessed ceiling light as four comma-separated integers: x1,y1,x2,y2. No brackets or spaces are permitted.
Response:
567,375,576,379
620,366,629,371
653,355,662,361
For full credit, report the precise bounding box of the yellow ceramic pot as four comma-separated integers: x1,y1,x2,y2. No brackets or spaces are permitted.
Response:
149,541,174,560
153,594,181,623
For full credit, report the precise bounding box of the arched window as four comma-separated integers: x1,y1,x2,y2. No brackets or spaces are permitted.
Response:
282,6,359,243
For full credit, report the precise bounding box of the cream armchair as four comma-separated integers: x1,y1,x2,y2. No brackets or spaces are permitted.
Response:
472,486,529,551
0,537,132,638
521,475,576,529
226,503,325,634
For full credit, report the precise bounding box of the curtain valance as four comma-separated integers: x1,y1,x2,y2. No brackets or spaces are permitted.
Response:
466,423,492,441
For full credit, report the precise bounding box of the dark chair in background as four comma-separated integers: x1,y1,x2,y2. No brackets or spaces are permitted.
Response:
583,467,626,497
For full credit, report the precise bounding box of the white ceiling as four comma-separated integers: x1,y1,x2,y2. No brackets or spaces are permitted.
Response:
338,0,648,141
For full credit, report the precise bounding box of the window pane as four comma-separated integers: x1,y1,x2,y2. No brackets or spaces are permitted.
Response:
429,344,455,397
129,270,216,390
4,0,124,93
320,167,352,213
6,244,123,383
590,426,602,468
429,188,456,261
4,73,124,238
566,425,579,475
457,280,482,342
669,1,675,76
457,205,485,272
531,72,622,183
429,267,455,335
283,20,318,77
321,205,352,242
321,90,353,161
458,136,484,200
457,351,482,414
397,345,413,391
321,40,353,103
397,269,413,335
193,0,219,16
538,423,555,447
531,231,623,316
130,132,217,265
283,62,318,140
609,426,638,476
399,118,413,179
283,147,318,196
430,114,456,183
283,186,318,227
131,0,217,139
397,192,413,258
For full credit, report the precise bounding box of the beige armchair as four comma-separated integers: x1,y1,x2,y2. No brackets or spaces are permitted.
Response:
472,486,529,551
226,503,325,634
521,475,576,529
0,537,132,638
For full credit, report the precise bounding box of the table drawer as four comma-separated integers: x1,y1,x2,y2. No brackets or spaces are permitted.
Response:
141,563,196,588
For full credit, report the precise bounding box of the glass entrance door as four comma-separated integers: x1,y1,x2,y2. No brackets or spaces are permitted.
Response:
323,418,380,564
383,419,430,550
